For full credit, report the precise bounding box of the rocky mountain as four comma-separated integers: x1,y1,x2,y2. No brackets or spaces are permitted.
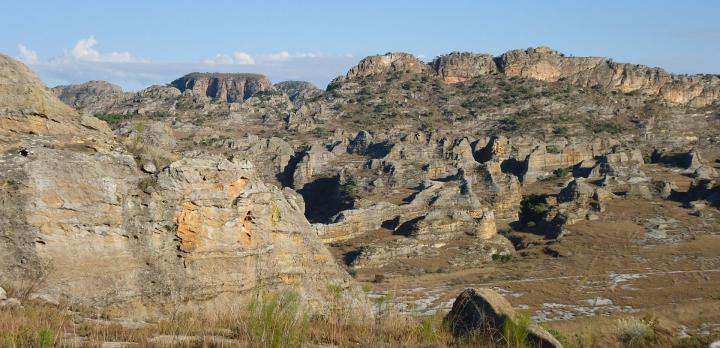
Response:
171,72,273,103
2,46,720,342
0,54,368,317
52,80,126,108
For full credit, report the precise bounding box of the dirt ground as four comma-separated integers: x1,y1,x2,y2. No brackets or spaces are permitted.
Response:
331,164,720,338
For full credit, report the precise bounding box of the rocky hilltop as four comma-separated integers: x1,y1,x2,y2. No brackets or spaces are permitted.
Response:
0,54,368,317
171,72,272,103
52,80,126,108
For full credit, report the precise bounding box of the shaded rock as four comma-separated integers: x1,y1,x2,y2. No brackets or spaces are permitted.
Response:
445,288,563,348
348,130,372,154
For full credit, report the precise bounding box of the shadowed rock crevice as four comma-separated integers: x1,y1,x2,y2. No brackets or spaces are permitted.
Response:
297,176,354,223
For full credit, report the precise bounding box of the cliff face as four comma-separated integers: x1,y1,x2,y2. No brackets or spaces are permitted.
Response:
431,52,498,83
426,47,720,107
171,73,273,103
0,55,369,317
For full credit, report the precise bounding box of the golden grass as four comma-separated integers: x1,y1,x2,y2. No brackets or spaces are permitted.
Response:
0,296,715,348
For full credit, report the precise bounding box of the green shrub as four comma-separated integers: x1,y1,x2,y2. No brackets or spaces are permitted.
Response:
586,120,624,135
553,167,569,178
492,254,512,263
95,113,133,126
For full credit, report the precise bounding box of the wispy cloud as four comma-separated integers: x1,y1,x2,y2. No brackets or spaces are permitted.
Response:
262,51,323,62
14,38,358,91
56,36,145,63
16,44,39,64
203,52,255,65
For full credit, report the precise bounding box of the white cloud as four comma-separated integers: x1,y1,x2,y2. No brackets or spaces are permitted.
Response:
263,51,323,62
203,51,255,65
17,44,39,64
64,36,141,63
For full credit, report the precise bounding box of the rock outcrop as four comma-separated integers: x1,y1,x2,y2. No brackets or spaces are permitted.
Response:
331,52,428,84
171,73,273,103
52,80,126,108
432,52,498,83
274,80,322,107
0,54,369,318
445,288,563,348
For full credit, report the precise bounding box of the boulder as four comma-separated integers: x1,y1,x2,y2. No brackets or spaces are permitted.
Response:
445,288,563,348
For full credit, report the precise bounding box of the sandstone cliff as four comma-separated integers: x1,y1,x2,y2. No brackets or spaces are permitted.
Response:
171,72,272,103
0,55,368,318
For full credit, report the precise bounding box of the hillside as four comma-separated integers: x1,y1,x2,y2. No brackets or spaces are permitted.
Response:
2,47,719,346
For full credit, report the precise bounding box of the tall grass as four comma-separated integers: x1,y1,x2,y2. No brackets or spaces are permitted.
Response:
0,303,69,347
234,290,310,348
502,312,531,348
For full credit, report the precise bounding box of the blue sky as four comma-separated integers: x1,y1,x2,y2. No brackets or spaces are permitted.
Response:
2,0,719,90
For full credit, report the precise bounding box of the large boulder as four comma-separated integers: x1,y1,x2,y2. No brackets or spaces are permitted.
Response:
445,288,563,348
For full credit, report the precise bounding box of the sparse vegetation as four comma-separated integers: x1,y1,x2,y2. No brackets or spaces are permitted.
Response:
502,312,532,347
94,113,133,126
615,316,658,347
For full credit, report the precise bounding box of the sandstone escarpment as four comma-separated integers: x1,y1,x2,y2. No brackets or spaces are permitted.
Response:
172,72,273,103
431,52,498,83
0,55,369,318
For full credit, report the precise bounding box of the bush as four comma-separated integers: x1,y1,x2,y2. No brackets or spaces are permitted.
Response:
586,120,625,135
615,317,656,347
553,167,569,178
95,113,133,126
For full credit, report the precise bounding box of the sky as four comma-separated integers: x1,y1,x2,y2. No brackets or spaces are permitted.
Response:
2,0,719,91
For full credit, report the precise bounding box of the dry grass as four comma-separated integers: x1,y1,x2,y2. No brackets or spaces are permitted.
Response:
0,295,714,347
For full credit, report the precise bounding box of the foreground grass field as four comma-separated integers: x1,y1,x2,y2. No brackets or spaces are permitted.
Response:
2,290,718,348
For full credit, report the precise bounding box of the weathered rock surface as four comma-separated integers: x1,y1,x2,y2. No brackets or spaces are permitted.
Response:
274,80,322,107
171,73,272,103
52,80,126,107
331,52,428,84
432,52,498,83
445,288,563,348
0,55,369,318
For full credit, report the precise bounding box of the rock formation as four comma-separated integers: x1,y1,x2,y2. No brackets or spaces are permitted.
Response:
171,73,273,103
445,288,563,347
274,80,322,107
431,52,498,83
0,54,369,318
52,80,126,107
